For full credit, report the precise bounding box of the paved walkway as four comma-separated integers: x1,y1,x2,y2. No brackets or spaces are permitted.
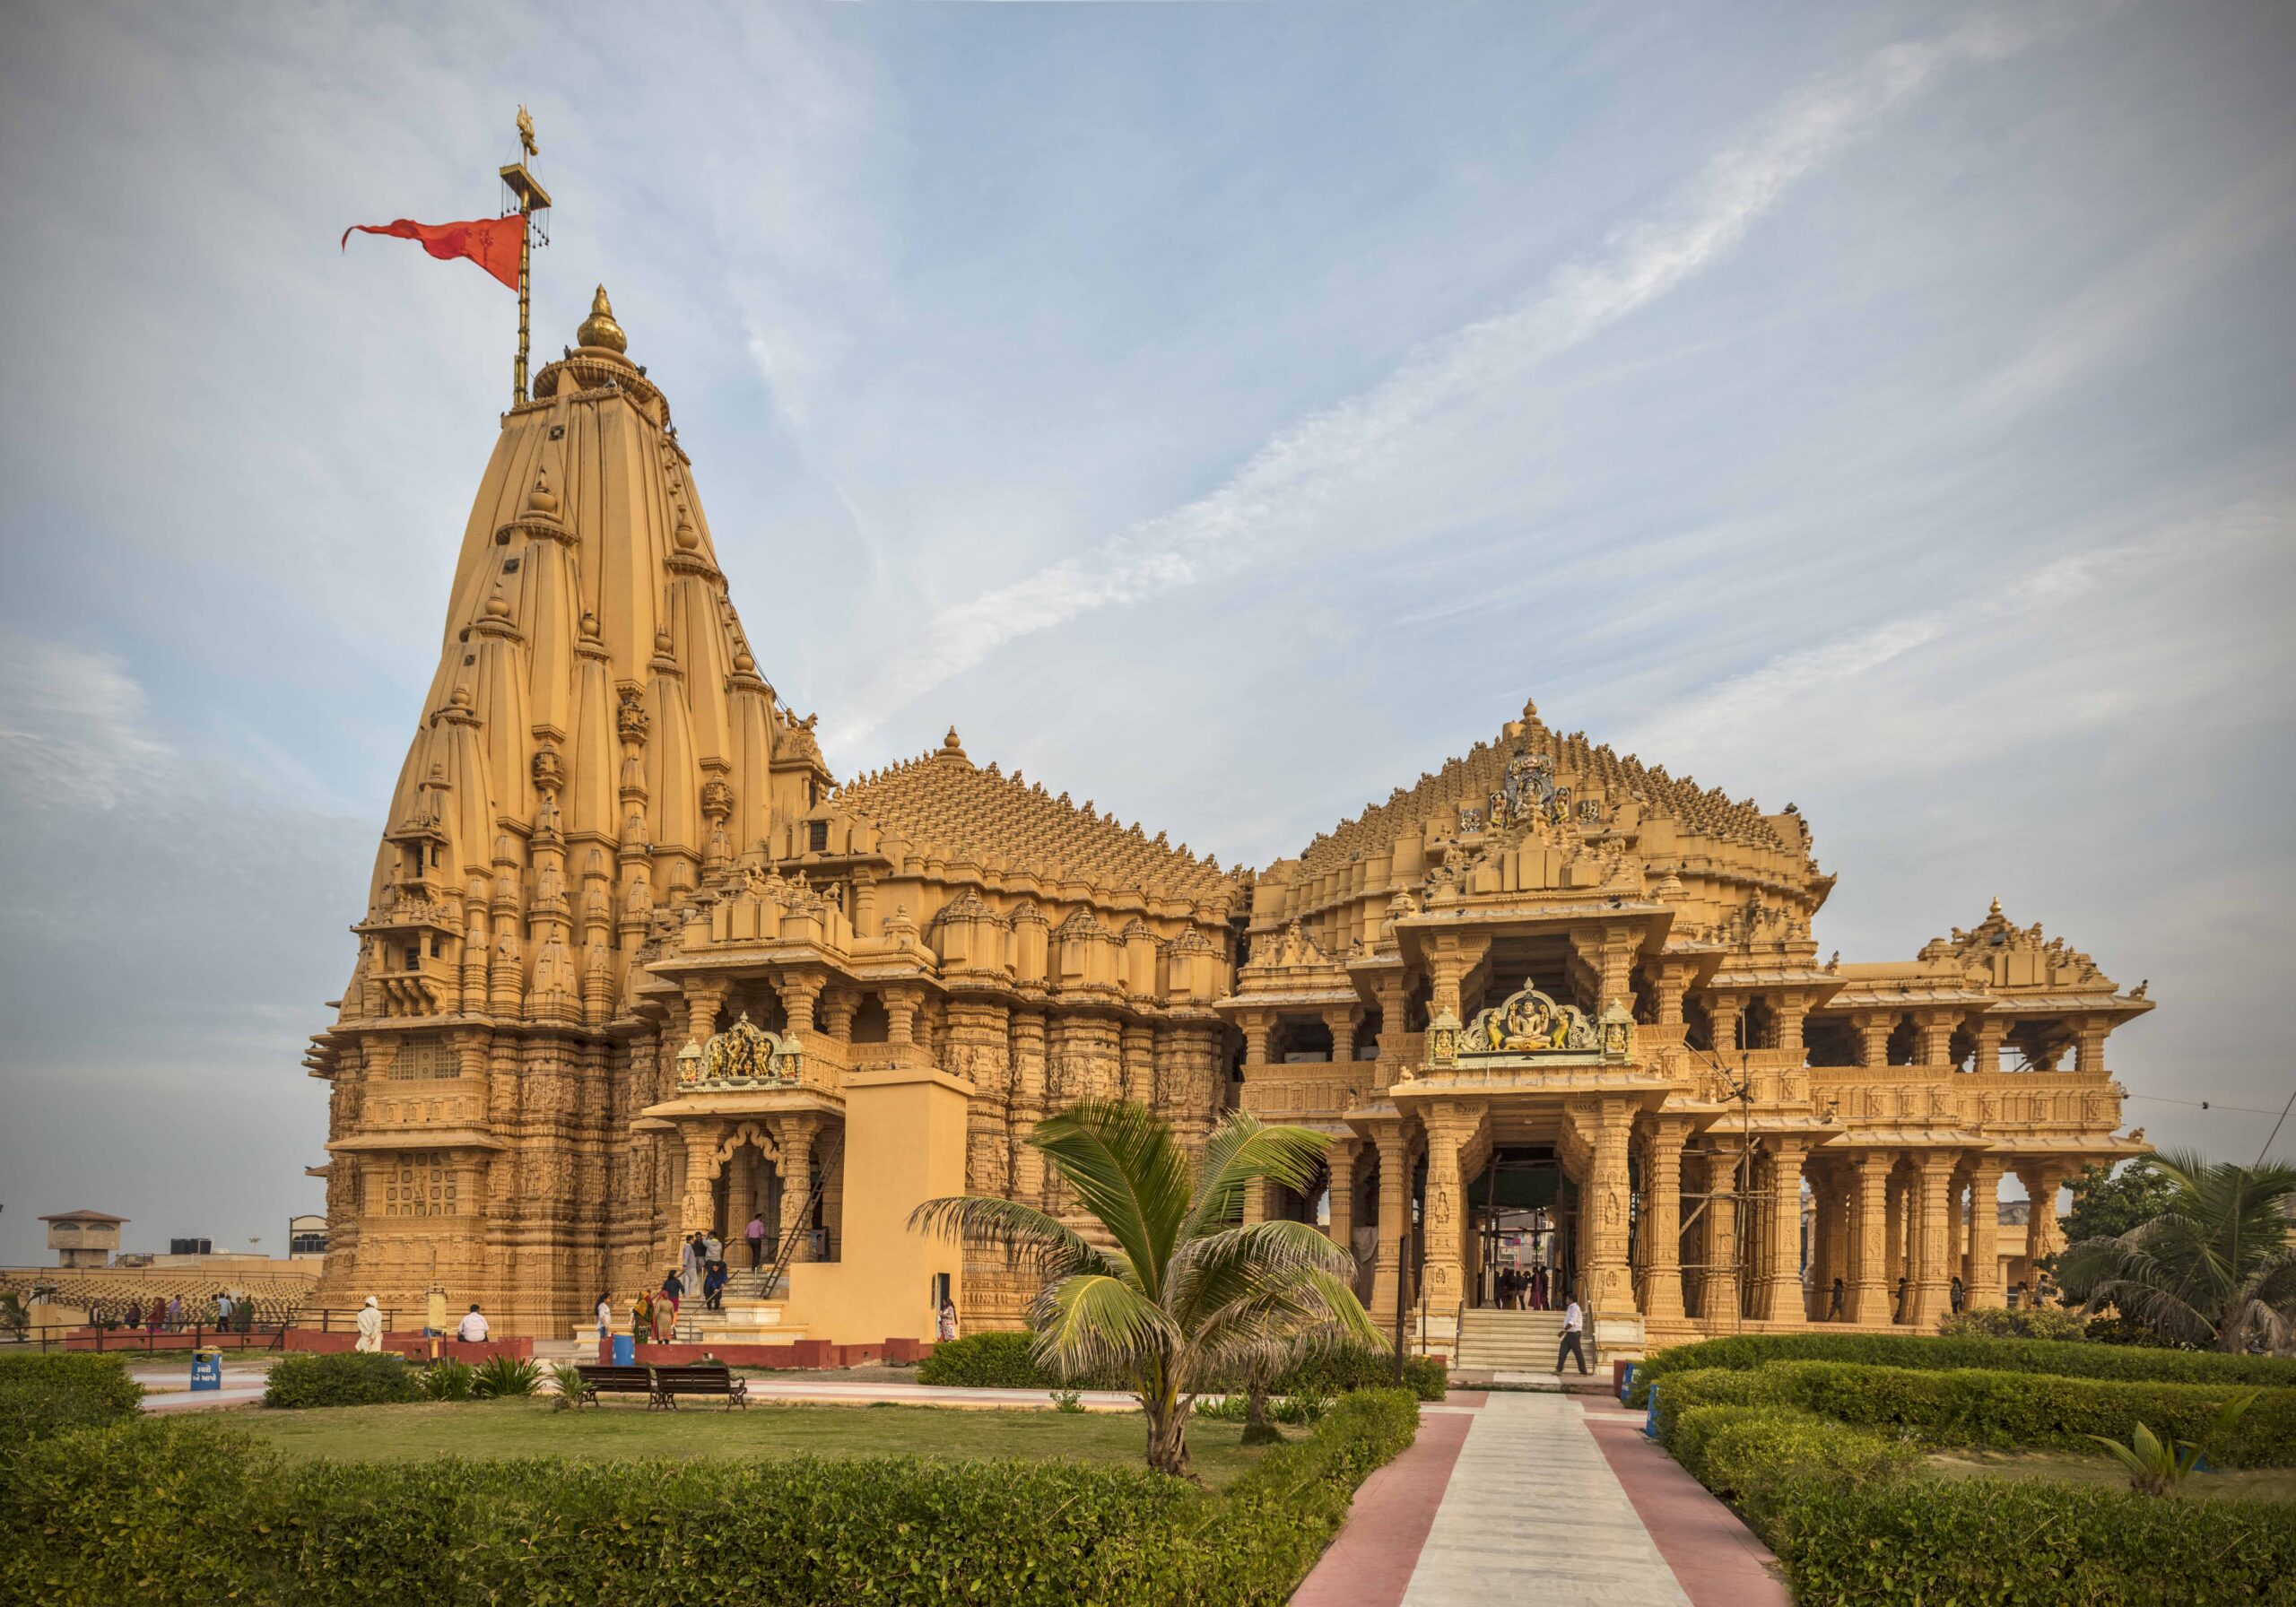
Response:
1294,1393,1789,1607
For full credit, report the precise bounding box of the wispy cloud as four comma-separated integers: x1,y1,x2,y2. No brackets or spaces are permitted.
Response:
0,634,178,812
824,10,2052,747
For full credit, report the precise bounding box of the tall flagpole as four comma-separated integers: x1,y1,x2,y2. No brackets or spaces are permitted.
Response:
500,107,552,405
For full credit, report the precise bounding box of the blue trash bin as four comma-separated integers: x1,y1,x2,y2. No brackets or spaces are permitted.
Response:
1618,1361,1638,1403
190,1350,222,1392
611,1333,635,1366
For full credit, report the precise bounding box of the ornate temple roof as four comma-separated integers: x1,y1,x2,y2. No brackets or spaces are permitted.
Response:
1295,699,1796,878
831,727,1238,907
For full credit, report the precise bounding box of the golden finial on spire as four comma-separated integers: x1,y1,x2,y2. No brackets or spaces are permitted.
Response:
577,284,627,353
517,105,537,160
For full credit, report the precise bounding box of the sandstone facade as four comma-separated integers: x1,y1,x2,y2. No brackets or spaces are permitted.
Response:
306,298,2148,1344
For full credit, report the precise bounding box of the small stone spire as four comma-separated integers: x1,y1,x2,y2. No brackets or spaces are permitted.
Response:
577,285,626,353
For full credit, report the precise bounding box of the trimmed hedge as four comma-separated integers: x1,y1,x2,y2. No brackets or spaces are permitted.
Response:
1625,1331,2296,1406
918,1332,1447,1402
0,1354,141,1454
1654,1397,2296,1606
1653,1360,2296,1466
1780,1473,2296,1605
263,1351,422,1409
0,1388,1418,1604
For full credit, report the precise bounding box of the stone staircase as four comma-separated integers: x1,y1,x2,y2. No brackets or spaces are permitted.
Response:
1454,1307,1569,1376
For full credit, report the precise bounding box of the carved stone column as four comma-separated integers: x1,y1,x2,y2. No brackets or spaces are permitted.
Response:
1918,1011,1955,1068
1964,1157,2005,1308
1856,1012,1893,1069
682,977,729,1051
1323,1006,1361,1067
1654,960,1692,1029
678,1120,725,1238
1761,1137,1808,1325
1908,1152,1958,1327
1702,1146,1739,1323
1848,1151,1892,1325
1239,1010,1274,1070
1370,971,1409,1093
1419,1102,1482,1315
1972,1016,2006,1076
1639,1116,1692,1321
1369,1121,1414,1326
775,1120,816,1263
2017,1161,2066,1264
773,970,824,1036
1708,995,1743,1055
1008,1010,1049,1204
883,984,924,1047
1573,1099,1635,1316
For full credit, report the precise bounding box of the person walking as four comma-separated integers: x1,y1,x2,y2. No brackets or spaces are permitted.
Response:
125,1299,143,1333
165,1295,184,1332
1554,1296,1588,1376
596,1292,613,1342
703,1230,723,1273
937,1297,959,1342
745,1212,766,1269
1828,1276,1846,1320
455,1303,490,1343
354,1296,384,1353
702,1260,726,1313
213,1291,232,1331
632,1290,654,1344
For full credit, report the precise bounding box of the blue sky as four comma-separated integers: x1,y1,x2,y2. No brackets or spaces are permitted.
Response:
2,0,2292,1263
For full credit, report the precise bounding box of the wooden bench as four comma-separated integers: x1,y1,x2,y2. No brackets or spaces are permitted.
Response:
650,1361,749,1411
570,1363,655,1409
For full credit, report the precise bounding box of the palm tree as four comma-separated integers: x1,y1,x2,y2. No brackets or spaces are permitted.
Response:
909,1099,1385,1478
2056,1150,2296,1352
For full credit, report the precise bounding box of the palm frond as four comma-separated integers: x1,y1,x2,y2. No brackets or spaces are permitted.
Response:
1031,1101,1195,1299
1171,1219,1357,1327
1181,1114,1335,1242
1031,1271,1178,1384
908,1194,1115,1280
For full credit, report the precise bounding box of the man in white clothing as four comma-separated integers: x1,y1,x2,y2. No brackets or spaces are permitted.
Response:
456,1303,490,1343
1554,1297,1588,1376
353,1296,384,1353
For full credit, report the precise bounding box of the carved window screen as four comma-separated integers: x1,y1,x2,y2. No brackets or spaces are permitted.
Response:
390,1034,457,1080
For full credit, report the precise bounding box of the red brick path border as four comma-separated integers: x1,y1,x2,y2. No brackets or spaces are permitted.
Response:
1289,1411,1472,1607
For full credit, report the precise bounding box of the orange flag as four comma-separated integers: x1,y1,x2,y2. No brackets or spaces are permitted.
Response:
342,216,523,291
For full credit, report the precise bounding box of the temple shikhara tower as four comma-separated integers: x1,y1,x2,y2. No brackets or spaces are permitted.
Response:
305,292,2152,1355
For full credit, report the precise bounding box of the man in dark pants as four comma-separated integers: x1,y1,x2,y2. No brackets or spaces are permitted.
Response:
1554,1296,1588,1375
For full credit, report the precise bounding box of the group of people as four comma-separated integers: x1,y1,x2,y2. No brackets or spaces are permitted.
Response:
1492,1265,1558,1310
115,1291,252,1334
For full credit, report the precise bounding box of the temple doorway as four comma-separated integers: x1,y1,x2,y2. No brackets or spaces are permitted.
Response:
1466,1147,1572,1309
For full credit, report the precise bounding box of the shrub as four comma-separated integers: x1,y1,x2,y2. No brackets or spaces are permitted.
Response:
1937,1305,2090,1342
421,1359,475,1401
1680,1359,2296,1467
1624,1330,2296,1406
263,1351,421,1410
1779,1474,2296,1606
0,1388,1420,1605
919,1332,1446,1402
0,1354,142,1454
471,1356,540,1399
1195,1388,1333,1426
1664,1403,1918,1535
546,1361,587,1409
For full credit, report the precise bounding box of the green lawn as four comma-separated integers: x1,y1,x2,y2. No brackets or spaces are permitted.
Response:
239,1399,1277,1489
1926,1448,2296,1503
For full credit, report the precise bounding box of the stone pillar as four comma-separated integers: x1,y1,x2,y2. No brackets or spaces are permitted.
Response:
1703,1146,1739,1323
1239,1012,1274,1070
1370,972,1408,1093
1908,1153,1957,1327
1370,1123,1414,1326
1857,1012,1893,1069
1326,1139,1360,1255
883,985,923,1047
1963,1158,2005,1308
1581,1101,1635,1317
1654,961,1691,1029
777,1122,815,1263
1639,1116,1692,1321
2018,1161,2065,1264
1753,1134,1809,1322
1778,990,1809,1060
1708,995,1743,1055
1420,1104,1472,1315
1323,1007,1360,1066
683,978,729,1051
1848,1152,1892,1325
2074,1018,2109,1075
678,1121,723,1238
1973,1017,2006,1077
1598,924,1636,1013
1919,1010,1955,1068
773,970,823,1036
1009,1010,1048,1206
